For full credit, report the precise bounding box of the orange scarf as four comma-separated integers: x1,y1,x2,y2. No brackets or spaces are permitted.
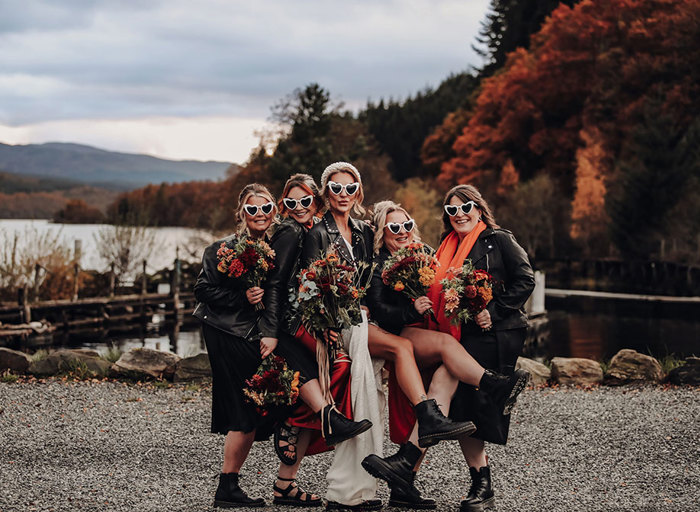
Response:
427,221,487,340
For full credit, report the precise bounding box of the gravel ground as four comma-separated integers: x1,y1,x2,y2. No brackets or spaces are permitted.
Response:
1,380,698,512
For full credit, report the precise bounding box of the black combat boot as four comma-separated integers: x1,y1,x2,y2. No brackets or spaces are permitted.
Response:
479,369,530,415
361,442,423,501
414,399,476,448
213,472,265,508
459,466,495,512
389,470,437,510
321,404,373,446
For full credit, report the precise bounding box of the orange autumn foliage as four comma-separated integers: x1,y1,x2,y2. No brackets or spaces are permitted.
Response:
429,0,700,200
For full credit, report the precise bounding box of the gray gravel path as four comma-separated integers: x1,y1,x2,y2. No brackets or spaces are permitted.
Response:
1,380,698,512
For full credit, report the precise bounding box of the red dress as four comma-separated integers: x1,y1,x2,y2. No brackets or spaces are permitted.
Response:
287,325,354,455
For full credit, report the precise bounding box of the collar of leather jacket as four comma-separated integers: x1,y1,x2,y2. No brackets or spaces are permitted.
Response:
321,210,366,235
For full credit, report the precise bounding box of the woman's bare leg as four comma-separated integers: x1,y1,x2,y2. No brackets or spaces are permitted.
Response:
222,430,256,473
459,437,487,469
274,429,320,500
401,327,485,387
408,364,460,468
368,324,426,405
298,379,327,413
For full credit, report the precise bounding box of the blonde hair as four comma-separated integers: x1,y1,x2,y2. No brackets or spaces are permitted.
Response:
236,183,276,235
322,167,366,217
278,173,324,218
370,200,421,254
441,184,499,239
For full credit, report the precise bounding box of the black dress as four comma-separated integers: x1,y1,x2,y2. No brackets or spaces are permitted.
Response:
193,233,317,437
448,228,535,444
366,247,424,336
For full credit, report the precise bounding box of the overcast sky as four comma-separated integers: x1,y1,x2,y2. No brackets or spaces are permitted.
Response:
0,0,489,163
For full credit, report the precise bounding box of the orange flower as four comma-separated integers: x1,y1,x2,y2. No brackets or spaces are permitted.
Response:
327,253,339,263
418,267,435,287
444,288,460,312
306,271,317,280
394,282,405,292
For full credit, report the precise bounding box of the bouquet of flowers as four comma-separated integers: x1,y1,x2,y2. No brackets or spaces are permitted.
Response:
381,242,438,318
297,251,374,349
242,354,300,417
441,259,493,326
216,235,276,310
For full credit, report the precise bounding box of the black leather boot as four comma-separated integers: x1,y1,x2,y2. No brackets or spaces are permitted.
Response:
213,472,265,508
460,466,495,512
479,369,530,415
414,399,476,448
321,404,373,446
361,442,422,501
389,470,437,510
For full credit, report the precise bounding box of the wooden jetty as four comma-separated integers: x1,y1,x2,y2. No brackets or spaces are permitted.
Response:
0,292,198,347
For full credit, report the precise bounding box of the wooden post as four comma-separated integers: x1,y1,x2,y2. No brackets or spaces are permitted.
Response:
19,285,31,323
74,239,82,263
33,264,41,302
171,257,181,324
109,262,116,298
141,259,147,295
72,263,80,302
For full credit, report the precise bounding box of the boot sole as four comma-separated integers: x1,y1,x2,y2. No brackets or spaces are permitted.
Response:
361,455,420,501
389,497,437,510
214,499,265,508
418,421,477,448
325,419,373,447
502,370,529,416
460,496,496,512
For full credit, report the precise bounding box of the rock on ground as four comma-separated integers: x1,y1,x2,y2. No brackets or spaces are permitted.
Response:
604,349,664,385
516,357,550,386
174,354,212,382
551,357,603,386
28,349,112,377
0,347,32,373
0,381,698,512
111,348,181,380
668,356,700,385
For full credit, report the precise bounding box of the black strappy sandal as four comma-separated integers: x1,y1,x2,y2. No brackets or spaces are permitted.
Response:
274,422,300,466
272,476,322,507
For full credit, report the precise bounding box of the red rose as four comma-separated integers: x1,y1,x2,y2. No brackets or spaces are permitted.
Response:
465,285,477,299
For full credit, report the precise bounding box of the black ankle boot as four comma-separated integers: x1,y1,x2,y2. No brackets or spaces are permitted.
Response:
460,466,495,512
214,473,265,508
479,369,530,415
389,470,437,510
361,442,423,501
322,404,373,446
414,399,476,448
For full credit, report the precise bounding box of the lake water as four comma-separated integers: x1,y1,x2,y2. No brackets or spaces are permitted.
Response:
50,305,699,363
0,219,211,276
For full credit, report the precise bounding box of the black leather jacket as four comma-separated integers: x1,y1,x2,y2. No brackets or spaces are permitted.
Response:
258,218,309,337
192,234,266,339
302,211,374,268
460,227,535,332
367,247,424,335
302,211,375,305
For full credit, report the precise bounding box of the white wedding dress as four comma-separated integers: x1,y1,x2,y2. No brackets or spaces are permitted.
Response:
325,310,386,506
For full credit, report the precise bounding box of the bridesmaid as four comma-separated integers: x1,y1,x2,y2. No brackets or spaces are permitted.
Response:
260,174,371,506
361,201,530,509
431,184,535,512
193,183,338,508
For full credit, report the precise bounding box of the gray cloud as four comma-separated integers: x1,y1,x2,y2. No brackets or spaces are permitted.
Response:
0,0,489,125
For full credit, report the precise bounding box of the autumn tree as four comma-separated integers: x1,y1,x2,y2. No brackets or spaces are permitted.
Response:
474,0,581,75
606,104,699,258
427,0,700,258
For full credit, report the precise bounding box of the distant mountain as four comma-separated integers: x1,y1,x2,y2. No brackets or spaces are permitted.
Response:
0,142,236,189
